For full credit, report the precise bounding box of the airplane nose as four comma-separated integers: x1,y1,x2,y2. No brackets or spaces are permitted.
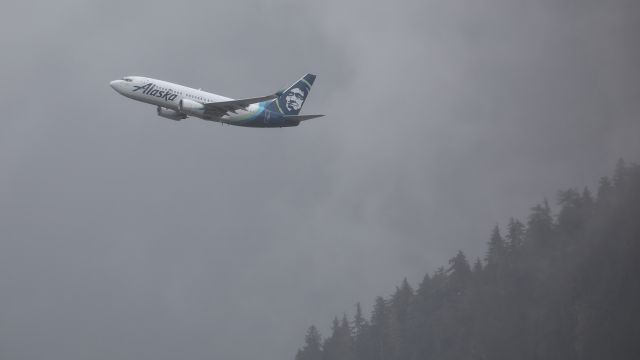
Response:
110,80,122,89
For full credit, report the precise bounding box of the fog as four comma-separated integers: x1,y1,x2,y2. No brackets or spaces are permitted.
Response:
0,1,638,359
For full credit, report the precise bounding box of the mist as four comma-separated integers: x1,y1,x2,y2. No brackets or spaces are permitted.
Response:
0,1,639,359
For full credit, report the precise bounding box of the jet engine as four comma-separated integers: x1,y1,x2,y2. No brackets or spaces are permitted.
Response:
156,107,187,121
178,99,205,116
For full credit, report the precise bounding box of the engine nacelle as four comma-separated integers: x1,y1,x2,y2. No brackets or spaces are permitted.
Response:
157,107,187,121
178,99,205,116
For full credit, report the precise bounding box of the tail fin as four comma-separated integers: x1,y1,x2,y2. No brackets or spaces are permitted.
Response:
266,74,316,115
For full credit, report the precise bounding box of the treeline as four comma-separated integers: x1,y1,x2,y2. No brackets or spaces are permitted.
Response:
295,160,640,360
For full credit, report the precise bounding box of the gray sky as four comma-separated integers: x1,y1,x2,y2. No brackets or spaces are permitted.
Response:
0,0,639,359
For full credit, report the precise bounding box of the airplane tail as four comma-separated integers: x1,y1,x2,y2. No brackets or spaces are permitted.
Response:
266,74,316,115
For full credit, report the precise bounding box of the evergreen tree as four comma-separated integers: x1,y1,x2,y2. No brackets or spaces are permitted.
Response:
339,315,356,360
294,161,640,360
297,326,323,360
390,279,413,360
557,188,585,234
369,297,388,360
581,187,594,209
486,225,506,268
352,303,371,360
447,250,471,297
408,273,435,360
323,316,355,360
390,278,413,326
613,158,627,188
352,303,368,340
526,199,553,249
323,317,341,360
505,217,525,254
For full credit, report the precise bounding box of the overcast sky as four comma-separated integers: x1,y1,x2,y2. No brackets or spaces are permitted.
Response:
0,1,639,359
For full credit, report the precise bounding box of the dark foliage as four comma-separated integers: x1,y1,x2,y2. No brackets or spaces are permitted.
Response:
295,161,640,360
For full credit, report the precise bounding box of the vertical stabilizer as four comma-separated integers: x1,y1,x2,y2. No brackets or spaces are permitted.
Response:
266,74,316,115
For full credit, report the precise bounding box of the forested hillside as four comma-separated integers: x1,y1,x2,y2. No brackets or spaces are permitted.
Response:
295,160,640,360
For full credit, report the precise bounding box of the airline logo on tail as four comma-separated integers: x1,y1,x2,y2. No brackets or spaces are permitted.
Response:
268,74,316,115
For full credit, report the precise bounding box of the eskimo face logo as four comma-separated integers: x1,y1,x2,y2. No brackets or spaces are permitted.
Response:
133,83,178,102
284,87,306,112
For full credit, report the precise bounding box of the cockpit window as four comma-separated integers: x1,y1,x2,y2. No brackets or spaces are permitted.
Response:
122,77,133,82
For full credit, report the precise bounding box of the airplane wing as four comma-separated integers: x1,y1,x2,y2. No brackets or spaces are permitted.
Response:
203,93,280,117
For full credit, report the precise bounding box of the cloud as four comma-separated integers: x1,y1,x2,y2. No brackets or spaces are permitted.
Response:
0,1,639,359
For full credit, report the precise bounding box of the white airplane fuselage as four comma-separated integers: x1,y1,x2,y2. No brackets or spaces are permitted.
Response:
110,74,322,128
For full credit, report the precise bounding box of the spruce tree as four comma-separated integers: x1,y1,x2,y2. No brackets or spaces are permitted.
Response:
352,303,371,360
294,161,640,360
505,218,525,255
486,225,506,268
526,199,553,249
297,326,323,360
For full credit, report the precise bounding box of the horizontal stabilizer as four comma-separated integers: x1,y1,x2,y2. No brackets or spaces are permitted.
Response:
283,114,325,122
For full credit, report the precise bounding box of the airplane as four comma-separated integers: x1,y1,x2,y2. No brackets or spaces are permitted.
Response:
109,74,324,128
